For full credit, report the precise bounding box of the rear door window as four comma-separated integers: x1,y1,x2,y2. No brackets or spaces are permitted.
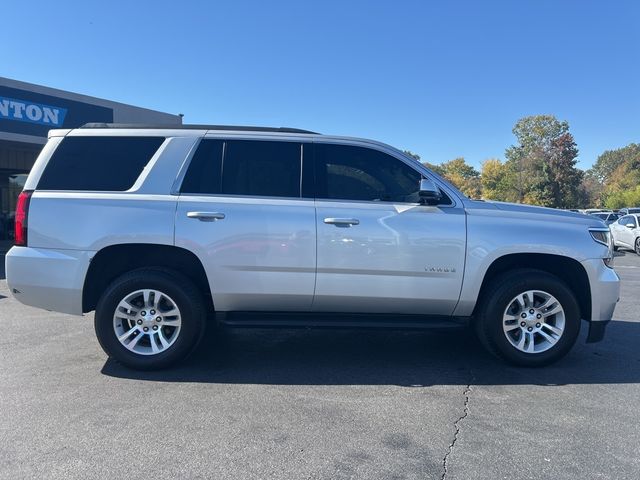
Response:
181,139,303,198
37,136,165,191
180,139,224,194
222,140,301,198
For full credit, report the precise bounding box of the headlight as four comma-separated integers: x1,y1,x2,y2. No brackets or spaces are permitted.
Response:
589,228,614,268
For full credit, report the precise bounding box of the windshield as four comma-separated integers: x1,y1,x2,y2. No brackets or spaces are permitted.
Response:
593,213,609,220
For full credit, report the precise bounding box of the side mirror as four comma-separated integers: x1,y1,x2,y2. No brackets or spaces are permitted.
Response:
419,178,442,205
626,223,635,229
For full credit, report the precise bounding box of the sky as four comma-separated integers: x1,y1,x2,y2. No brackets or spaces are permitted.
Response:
1,0,638,170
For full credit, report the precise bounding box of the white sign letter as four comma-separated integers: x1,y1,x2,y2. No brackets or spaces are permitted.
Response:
9,101,26,119
26,104,43,122
42,107,59,125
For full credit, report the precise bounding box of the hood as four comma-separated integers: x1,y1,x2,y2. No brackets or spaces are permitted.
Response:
465,200,607,228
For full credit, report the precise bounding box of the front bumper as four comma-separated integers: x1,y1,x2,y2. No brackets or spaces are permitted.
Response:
581,258,620,343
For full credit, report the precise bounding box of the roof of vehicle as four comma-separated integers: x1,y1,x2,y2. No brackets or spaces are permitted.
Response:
80,123,320,135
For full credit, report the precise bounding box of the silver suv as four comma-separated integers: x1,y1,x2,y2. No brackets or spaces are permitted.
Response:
6,124,620,370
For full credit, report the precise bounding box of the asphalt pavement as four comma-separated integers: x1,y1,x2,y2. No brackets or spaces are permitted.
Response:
0,252,639,479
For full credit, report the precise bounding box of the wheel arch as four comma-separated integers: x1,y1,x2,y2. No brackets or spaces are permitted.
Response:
83,243,212,313
472,253,592,321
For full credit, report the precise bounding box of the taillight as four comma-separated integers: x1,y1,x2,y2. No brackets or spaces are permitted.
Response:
14,190,33,247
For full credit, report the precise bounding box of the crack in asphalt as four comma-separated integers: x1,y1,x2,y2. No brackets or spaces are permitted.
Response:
441,379,472,480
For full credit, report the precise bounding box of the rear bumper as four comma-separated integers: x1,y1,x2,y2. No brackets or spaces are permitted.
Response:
5,246,93,315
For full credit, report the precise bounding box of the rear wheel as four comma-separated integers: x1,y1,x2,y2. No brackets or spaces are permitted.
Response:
475,269,580,367
95,268,206,370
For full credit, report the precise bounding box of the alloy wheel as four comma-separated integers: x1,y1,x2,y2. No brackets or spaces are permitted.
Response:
112,289,182,355
502,290,565,354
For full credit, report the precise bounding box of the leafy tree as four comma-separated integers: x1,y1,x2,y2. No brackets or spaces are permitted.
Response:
437,157,482,198
505,115,584,208
590,143,640,185
481,158,516,201
586,144,640,208
423,161,445,176
403,150,422,163
404,150,481,198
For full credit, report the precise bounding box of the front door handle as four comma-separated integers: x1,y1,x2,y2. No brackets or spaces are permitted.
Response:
187,211,226,222
324,217,360,227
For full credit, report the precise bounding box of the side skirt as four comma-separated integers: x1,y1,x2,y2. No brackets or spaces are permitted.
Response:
216,311,470,330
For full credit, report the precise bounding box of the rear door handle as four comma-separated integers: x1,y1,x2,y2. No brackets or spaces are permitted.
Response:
323,217,360,227
187,211,226,222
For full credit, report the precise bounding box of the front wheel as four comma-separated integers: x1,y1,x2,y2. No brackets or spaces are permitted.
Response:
635,237,640,256
475,269,581,367
95,268,206,370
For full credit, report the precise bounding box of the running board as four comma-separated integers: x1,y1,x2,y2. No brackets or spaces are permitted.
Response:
217,312,469,330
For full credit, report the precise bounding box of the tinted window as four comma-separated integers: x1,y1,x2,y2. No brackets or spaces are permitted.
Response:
222,140,301,198
180,140,224,194
38,136,164,191
314,144,424,203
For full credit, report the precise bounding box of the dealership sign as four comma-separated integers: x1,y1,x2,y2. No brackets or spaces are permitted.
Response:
0,85,113,137
0,96,67,127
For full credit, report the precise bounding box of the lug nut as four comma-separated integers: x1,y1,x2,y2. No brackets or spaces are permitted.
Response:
143,327,149,332
141,311,146,316
529,309,535,314
156,317,162,322
152,325,158,331
521,313,527,318
150,310,156,315
536,314,542,319
527,327,533,332
137,319,143,325
536,323,541,328
520,321,526,327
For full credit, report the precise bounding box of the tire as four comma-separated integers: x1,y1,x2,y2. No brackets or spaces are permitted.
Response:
635,237,640,256
613,245,619,252
474,269,580,367
95,268,207,370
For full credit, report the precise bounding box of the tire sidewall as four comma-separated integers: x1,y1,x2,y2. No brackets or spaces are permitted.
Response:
95,269,205,370
480,271,581,367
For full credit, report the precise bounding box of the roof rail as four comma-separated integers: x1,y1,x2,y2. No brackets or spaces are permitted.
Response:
80,123,319,134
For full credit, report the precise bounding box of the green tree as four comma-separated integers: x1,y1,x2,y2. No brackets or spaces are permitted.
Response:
481,158,516,201
586,144,640,208
505,115,584,208
402,150,422,163
590,143,640,185
406,151,481,198
420,157,481,198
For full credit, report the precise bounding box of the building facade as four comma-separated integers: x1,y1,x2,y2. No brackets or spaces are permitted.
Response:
0,76,182,240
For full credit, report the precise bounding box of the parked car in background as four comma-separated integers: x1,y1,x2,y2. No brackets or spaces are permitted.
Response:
582,208,611,214
5,124,620,370
590,212,620,225
610,214,640,255
618,207,640,215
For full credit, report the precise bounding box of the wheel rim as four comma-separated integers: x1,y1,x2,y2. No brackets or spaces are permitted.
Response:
502,290,565,354
112,289,182,356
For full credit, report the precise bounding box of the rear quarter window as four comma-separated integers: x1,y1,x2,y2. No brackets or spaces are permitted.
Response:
37,136,165,191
